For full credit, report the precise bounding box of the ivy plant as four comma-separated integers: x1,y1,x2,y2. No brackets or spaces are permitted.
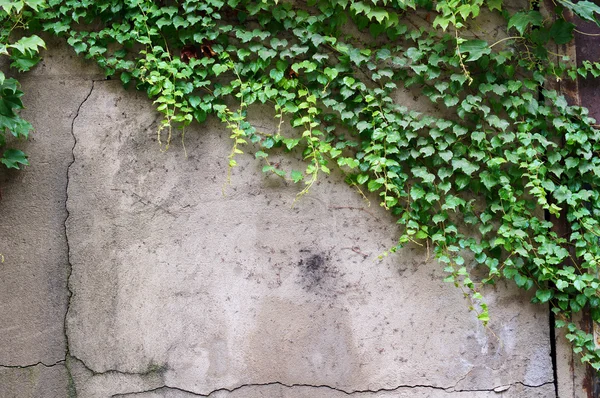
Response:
0,0,46,169
1,0,600,370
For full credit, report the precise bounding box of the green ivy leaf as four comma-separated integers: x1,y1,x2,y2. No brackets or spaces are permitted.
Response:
291,170,303,183
459,39,490,62
487,0,502,12
550,18,575,45
557,0,600,25
9,35,46,56
367,179,383,191
270,69,284,82
574,278,586,292
410,185,426,200
452,158,478,176
508,11,543,35
1,149,28,169
536,289,553,303
212,64,229,76
553,186,572,203
324,67,338,80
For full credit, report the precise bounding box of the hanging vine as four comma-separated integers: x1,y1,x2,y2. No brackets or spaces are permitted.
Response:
1,0,600,370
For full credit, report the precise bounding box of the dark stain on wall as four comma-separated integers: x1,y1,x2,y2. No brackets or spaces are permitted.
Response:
297,249,337,294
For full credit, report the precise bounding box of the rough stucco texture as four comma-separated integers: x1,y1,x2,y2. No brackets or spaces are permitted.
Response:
0,52,100,368
1,42,556,397
66,81,554,395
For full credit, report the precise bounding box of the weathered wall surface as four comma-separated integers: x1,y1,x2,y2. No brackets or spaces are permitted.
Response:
0,39,105,397
0,40,569,397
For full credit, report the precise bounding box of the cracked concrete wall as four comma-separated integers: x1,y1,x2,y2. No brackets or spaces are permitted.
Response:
0,38,105,397
0,35,585,397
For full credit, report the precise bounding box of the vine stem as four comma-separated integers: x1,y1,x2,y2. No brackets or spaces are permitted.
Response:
454,28,473,86
292,114,320,206
489,36,524,48
574,28,600,37
222,55,249,195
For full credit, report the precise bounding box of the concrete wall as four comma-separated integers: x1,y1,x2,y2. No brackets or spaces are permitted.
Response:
0,38,578,398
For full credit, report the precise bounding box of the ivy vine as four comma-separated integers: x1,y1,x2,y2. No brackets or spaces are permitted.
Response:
1,0,600,371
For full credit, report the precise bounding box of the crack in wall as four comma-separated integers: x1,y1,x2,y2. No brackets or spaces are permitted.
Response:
548,302,560,397
0,359,65,369
543,201,560,398
62,79,97,398
108,380,556,397
109,382,445,398
66,350,555,398
67,355,166,378
450,381,555,393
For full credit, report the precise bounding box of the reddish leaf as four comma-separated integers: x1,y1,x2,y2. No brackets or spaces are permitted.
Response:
180,45,198,63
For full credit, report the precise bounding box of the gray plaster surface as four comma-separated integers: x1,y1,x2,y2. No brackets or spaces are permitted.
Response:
0,37,103,370
63,76,554,396
0,39,574,396
0,363,71,397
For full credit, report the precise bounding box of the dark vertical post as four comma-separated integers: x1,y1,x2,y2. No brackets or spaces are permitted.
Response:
542,2,599,396
574,10,600,397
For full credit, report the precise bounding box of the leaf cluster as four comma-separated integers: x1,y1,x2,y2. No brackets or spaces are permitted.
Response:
0,0,47,169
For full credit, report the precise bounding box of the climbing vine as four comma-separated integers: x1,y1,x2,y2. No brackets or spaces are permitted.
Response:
0,0,45,168
1,0,600,370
